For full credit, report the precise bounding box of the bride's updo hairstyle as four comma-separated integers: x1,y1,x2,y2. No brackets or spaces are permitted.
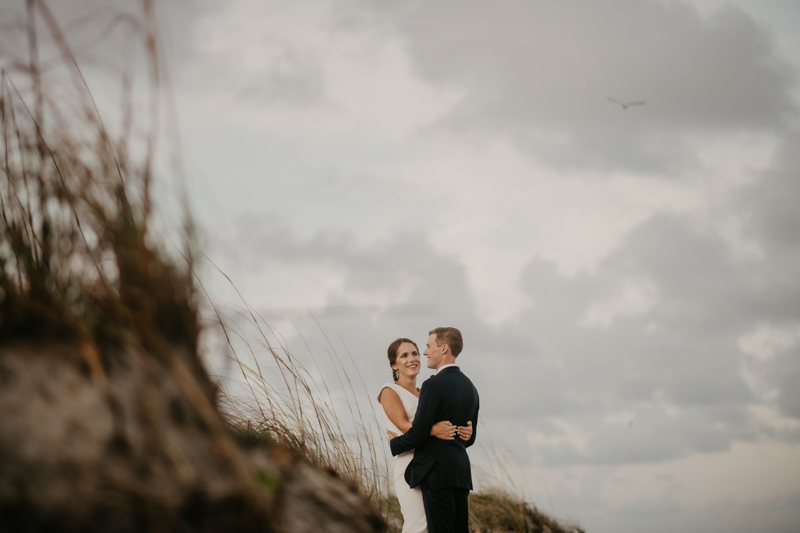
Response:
387,338,419,382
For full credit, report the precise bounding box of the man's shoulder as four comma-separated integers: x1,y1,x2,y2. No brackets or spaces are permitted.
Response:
419,374,447,393
420,375,440,388
450,369,478,393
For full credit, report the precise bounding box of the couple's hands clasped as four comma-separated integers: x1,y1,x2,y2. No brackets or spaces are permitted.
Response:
432,420,472,441
386,420,472,444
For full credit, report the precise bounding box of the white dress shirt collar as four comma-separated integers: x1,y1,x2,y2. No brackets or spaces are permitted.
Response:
436,363,458,375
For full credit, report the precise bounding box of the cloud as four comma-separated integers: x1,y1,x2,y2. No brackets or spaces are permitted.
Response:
361,0,797,172
744,131,800,276
507,208,800,463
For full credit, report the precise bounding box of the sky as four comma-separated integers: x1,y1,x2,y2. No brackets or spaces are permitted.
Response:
3,1,800,532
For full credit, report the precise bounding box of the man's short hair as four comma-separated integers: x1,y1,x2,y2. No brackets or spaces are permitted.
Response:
429,327,463,357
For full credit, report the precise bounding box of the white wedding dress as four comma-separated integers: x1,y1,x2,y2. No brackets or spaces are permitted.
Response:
379,383,428,533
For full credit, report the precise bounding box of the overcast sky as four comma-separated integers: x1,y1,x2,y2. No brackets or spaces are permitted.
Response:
4,1,800,532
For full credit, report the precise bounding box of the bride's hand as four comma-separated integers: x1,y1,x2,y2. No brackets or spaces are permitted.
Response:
431,420,457,440
457,421,473,441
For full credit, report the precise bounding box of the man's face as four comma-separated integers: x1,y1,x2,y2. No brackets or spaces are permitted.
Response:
424,334,443,369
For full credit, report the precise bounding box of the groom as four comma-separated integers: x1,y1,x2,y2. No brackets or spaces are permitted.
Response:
389,327,480,533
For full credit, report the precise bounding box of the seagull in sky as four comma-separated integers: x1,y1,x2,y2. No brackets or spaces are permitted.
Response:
607,97,647,110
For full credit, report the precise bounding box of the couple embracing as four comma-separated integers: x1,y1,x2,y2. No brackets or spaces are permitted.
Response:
378,327,480,533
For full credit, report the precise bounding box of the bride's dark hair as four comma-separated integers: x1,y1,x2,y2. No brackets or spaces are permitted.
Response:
387,338,419,382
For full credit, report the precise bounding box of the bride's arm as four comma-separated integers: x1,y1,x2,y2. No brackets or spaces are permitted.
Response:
379,388,458,439
378,388,413,433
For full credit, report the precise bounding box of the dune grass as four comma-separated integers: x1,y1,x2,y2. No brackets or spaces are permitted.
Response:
198,292,391,508
0,0,194,352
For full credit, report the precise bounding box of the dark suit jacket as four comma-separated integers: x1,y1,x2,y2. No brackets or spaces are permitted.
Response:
389,366,479,490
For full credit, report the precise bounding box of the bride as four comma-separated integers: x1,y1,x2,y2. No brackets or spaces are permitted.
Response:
378,337,472,533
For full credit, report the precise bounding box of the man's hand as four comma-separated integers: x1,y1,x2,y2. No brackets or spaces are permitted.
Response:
386,429,398,444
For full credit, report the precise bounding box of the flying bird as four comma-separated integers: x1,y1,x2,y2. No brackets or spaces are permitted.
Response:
607,97,646,110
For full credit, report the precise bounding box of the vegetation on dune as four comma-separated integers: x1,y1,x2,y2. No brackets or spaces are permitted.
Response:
0,0,245,489
207,303,390,510
469,491,584,533
0,0,196,357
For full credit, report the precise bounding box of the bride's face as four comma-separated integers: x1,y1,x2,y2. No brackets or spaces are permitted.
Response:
393,342,421,379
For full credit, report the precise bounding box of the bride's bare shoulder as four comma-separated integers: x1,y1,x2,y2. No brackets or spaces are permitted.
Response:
377,384,401,404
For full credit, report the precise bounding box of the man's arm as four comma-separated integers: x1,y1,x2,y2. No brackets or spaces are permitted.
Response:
464,394,479,448
389,380,441,456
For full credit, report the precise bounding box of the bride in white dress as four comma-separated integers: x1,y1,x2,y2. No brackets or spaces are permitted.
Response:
378,338,473,533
